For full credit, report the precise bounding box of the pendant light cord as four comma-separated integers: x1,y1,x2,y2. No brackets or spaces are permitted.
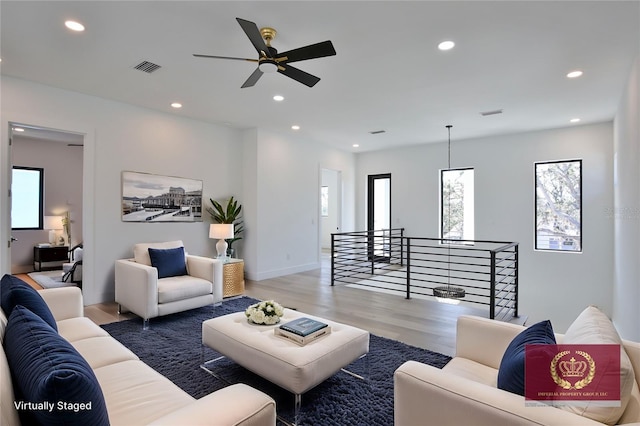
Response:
446,125,452,290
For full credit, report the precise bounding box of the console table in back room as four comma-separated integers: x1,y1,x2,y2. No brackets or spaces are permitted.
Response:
33,246,69,271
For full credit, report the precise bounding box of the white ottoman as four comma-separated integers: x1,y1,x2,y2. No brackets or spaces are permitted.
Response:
202,309,369,422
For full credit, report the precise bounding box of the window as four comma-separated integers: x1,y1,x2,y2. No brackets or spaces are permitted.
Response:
535,160,582,252
321,186,329,216
11,166,44,230
441,168,474,241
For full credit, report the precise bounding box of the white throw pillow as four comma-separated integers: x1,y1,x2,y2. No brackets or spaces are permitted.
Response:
560,305,636,425
133,240,184,266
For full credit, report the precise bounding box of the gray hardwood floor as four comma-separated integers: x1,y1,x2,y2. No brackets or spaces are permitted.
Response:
87,254,503,356
241,254,493,356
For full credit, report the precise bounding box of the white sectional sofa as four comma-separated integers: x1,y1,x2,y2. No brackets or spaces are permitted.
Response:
394,313,640,426
1,281,276,425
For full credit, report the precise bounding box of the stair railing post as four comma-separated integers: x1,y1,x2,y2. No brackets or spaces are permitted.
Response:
400,228,405,266
370,230,375,276
331,233,335,286
406,237,411,299
514,245,519,317
490,249,496,319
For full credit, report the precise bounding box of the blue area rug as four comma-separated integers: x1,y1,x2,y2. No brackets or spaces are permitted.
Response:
101,297,451,425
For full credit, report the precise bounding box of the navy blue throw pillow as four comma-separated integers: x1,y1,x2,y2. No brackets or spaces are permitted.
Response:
1,274,57,331
148,247,188,279
497,320,556,396
4,305,110,426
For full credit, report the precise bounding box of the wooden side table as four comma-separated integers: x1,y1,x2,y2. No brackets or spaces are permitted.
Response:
223,258,245,297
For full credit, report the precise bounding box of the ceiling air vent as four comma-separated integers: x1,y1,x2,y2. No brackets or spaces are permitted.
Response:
369,130,386,135
480,109,503,116
133,60,162,74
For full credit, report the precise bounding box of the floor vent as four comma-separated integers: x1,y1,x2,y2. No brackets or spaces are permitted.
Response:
133,60,162,74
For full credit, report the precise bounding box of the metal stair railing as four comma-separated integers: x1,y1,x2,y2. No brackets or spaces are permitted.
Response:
331,230,518,321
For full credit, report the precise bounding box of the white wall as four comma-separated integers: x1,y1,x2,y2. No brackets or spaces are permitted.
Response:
1,76,242,305
1,77,356,300
613,56,640,341
10,136,83,272
245,128,355,281
355,123,614,332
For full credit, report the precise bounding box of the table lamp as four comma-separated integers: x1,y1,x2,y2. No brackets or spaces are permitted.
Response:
44,216,63,245
209,223,234,260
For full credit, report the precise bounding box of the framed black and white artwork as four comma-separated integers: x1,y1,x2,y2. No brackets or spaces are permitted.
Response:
121,171,203,222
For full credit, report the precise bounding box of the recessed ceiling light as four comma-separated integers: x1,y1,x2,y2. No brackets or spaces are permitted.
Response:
438,41,455,51
567,70,583,78
13,127,24,132
352,144,360,148
65,20,85,32
170,102,182,109
273,95,284,102
570,118,581,123
291,125,300,130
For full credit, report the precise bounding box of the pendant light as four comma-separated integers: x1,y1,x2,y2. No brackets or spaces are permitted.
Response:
433,125,466,304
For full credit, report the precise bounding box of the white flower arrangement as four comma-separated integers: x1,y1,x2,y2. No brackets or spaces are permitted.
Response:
245,300,285,325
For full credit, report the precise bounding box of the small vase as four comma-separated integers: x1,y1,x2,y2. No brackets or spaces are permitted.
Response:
227,248,236,258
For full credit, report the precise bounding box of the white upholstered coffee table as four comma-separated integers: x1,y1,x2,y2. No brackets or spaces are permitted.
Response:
201,309,369,424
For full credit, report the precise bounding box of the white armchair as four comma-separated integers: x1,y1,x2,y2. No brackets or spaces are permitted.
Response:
115,241,223,329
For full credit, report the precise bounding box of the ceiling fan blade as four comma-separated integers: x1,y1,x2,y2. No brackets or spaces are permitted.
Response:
277,64,321,87
241,67,264,88
193,54,258,63
275,40,336,64
236,18,271,58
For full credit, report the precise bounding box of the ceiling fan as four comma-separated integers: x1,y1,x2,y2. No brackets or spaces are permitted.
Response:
193,18,336,88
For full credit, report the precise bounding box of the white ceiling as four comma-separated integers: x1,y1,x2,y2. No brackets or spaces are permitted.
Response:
1,1,638,152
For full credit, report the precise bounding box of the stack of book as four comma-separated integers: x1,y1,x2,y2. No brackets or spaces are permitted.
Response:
274,317,331,346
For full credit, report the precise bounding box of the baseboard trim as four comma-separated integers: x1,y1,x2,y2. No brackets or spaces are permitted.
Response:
246,262,320,281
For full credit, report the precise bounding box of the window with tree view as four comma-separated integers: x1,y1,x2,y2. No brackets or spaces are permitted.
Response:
535,160,582,252
441,168,474,242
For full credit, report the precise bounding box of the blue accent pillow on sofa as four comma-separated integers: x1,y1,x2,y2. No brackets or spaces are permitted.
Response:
148,247,188,279
0,274,57,331
497,320,556,396
4,305,110,426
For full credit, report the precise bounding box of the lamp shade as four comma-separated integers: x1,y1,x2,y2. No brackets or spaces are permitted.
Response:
44,216,63,230
209,223,234,240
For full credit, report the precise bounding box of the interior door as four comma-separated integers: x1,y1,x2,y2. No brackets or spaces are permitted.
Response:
367,173,391,262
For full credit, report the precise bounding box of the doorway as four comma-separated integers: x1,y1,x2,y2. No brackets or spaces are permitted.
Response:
320,168,342,256
8,123,84,274
367,173,391,262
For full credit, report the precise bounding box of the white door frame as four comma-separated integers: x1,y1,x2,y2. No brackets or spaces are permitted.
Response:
2,116,95,303
318,167,342,259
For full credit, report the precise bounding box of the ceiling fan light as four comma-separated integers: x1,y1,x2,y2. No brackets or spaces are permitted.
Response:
259,61,278,73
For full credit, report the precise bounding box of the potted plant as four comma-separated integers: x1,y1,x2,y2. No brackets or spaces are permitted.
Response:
207,196,244,257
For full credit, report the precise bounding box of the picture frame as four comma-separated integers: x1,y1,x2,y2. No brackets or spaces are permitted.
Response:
121,171,203,222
